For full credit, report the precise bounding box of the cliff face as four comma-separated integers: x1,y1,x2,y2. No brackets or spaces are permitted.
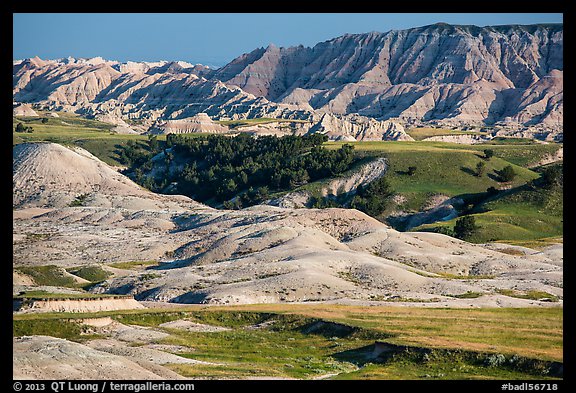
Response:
308,113,411,141
13,23,563,139
216,24,562,132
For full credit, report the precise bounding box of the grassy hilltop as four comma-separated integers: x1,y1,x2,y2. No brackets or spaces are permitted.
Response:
325,139,562,246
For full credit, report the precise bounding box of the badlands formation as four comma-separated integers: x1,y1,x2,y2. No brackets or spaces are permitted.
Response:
12,22,564,381
13,23,563,141
13,142,562,308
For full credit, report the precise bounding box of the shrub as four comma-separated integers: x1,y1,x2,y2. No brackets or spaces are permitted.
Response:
15,122,35,133
539,165,563,189
498,165,517,182
483,149,494,160
454,215,478,240
432,226,456,237
147,134,160,152
350,176,394,217
485,354,506,367
69,193,89,207
475,161,486,177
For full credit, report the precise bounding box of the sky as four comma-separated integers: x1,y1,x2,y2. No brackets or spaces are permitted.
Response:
13,13,563,68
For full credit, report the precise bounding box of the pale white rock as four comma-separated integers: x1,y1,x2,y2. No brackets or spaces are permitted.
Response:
13,143,563,306
151,113,230,134
13,103,38,117
13,336,183,379
309,113,412,141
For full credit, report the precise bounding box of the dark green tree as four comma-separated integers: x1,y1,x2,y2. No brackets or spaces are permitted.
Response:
350,176,394,217
407,166,417,176
15,122,25,132
483,149,494,160
147,134,159,152
499,165,517,182
221,178,237,196
539,165,563,189
454,215,478,240
255,186,269,201
475,161,486,177
124,133,359,207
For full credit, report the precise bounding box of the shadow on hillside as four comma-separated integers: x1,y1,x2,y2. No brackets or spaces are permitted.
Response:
487,172,503,182
331,344,376,366
460,166,477,176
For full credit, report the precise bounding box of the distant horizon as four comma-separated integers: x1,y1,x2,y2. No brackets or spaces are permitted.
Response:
14,14,563,67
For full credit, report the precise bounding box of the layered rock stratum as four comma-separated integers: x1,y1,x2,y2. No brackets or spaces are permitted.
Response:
13,23,563,140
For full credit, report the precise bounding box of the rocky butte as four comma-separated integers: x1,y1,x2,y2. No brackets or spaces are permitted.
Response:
12,23,563,141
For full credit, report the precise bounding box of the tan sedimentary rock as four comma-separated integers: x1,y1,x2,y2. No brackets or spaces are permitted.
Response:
12,23,563,140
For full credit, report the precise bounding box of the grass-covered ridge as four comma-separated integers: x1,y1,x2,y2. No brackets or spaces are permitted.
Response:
384,151,537,211
406,127,489,141
15,265,80,288
14,264,113,290
216,117,311,129
414,163,563,245
107,260,160,270
14,291,124,300
13,305,563,380
324,140,562,245
13,319,93,341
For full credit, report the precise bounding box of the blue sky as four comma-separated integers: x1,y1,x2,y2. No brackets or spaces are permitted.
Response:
13,13,563,67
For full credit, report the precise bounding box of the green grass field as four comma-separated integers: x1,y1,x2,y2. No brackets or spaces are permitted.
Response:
13,304,562,379
325,140,562,246
414,180,563,244
326,141,543,211
14,264,114,290
406,127,489,141
439,142,560,167
325,140,560,167
216,117,311,129
385,152,537,210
